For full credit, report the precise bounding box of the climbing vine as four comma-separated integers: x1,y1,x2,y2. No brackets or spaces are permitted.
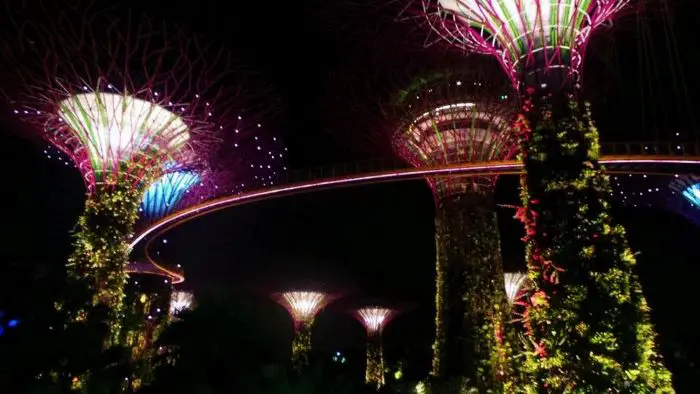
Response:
515,89,673,392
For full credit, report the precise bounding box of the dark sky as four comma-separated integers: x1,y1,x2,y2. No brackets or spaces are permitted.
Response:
2,0,700,379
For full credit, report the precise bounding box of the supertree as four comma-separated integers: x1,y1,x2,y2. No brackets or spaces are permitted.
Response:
353,307,400,389
325,38,517,389
0,2,242,351
393,68,517,390
272,291,334,371
411,0,673,390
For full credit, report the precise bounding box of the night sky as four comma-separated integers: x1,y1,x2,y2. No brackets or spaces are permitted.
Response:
2,0,700,381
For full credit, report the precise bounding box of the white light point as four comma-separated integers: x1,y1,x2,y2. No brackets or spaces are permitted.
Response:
58,93,190,168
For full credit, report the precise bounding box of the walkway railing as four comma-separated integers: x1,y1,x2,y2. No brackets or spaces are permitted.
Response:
281,142,700,185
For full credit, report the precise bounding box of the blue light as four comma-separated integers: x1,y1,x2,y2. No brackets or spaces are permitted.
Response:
682,183,700,207
0,326,3,336
7,319,18,328
140,170,200,220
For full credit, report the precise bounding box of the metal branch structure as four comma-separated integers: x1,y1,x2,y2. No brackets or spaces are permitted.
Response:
354,307,400,389
414,0,673,390
0,2,247,351
272,291,333,371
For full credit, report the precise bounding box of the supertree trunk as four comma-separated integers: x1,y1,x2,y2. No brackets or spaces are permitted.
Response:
515,88,673,392
292,321,313,372
66,181,143,346
366,333,385,389
432,190,511,392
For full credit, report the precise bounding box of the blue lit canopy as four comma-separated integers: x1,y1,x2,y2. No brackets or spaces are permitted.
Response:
681,183,700,207
140,170,201,220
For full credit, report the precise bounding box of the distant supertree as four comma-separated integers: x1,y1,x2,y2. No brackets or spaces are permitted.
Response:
354,307,400,389
503,272,527,306
138,165,202,223
0,2,243,348
273,291,333,371
169,290,195,318
411,1,673,390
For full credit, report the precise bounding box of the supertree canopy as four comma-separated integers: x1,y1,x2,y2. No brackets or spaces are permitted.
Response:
421,0,628,88
169,291,195,318
273,291,333,371
139,166,201,222
0,2,242,350
391,66,516,390
393,73,517,196
354,307,399,389
503,272,527,305
414,1,673,390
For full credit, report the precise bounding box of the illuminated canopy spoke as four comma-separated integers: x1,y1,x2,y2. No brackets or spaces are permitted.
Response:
392,74,517,196
57,92,190,186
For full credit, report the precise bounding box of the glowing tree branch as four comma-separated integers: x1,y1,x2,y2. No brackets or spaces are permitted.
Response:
667,175,700,226
273,291,332,371
417,0,673,390
0,2,238,347
354,307,399,389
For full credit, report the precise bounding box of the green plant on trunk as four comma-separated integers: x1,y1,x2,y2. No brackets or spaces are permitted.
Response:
432,190,513,393
514,89,673,392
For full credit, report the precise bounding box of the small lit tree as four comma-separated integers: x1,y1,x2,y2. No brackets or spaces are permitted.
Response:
273,291,334,371
354,307,400,389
